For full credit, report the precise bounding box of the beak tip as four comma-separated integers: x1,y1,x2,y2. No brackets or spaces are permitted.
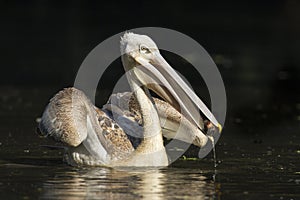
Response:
217,123,223,133
205,120,222,134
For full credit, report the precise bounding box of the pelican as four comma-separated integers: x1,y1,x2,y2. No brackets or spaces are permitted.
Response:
38,32,222,167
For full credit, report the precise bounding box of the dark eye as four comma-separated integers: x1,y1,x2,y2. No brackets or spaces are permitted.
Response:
140,45,151,54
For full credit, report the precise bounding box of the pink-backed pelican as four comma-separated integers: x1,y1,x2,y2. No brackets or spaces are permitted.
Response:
38,32,221,167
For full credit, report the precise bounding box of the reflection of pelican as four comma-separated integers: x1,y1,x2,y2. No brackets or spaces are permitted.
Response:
41,168,216,199
38,32,221,167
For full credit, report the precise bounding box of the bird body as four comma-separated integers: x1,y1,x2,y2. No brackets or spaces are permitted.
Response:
38,32,220,167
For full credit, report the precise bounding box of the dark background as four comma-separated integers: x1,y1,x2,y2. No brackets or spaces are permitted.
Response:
1,0,300,141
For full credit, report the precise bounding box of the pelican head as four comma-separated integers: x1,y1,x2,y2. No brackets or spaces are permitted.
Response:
120,32,159,71
120,32,221,132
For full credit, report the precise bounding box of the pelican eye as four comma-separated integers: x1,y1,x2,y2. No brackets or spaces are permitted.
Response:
139,45,151,54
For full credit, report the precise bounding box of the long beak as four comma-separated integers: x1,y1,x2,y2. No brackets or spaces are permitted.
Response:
133,52,222,132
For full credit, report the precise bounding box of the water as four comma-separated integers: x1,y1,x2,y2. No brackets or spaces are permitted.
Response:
0,87,300,199
208,136,217,169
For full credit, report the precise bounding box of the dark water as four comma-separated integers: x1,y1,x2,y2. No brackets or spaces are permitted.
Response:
0,87,299,199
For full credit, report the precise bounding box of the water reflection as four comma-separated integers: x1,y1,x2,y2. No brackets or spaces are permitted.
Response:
41,167,216,199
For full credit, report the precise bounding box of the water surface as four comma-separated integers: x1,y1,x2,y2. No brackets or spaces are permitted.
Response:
0,87,299,199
